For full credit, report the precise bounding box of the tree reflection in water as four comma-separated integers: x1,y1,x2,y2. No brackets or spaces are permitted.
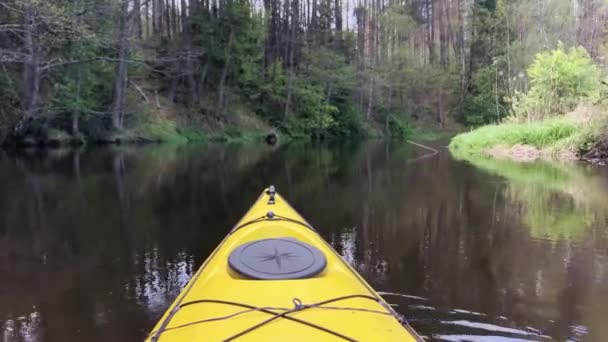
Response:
0,142,607,341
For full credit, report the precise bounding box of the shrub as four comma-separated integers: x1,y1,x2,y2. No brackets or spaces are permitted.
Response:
461,65,508,126
511,44,601,121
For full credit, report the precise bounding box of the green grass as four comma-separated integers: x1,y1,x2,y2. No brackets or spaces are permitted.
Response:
449,117,579,156
138,120,187,143
131,118,210,144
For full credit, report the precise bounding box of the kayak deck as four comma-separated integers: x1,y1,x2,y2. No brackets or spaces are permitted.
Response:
147,188,420,341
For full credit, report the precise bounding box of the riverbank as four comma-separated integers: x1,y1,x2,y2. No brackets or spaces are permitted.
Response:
449,105,608,164
0,99,277,148
1,98,450,148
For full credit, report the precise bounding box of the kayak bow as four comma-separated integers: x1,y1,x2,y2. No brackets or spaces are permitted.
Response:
147,186,421,341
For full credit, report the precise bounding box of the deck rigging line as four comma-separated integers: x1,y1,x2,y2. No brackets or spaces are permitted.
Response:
149,294,397,342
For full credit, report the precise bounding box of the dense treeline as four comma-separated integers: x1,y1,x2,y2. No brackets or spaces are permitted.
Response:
0,0,607,144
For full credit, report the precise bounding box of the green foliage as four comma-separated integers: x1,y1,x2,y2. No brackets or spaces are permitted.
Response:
374,52,459,124
384,113,413,139
2,0,606,145
252,45,361,139
511,45,601,121
461,65,507,126
52,61,114,118
0,72,20,140
450,118,578,155
327,103,364,138
286,82,338,137
380,5,417,34
136,119,189,144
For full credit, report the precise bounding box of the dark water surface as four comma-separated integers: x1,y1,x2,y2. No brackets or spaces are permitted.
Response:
1,142,608,341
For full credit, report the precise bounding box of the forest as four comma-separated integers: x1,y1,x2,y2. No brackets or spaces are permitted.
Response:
0,0,607,146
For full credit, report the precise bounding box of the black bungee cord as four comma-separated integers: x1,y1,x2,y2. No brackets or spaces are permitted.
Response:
149,294,397,342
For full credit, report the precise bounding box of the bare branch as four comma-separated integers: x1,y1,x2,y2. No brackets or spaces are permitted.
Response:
0,1,23,14
0,24,24,30
0,48,27,63
130,80,149,103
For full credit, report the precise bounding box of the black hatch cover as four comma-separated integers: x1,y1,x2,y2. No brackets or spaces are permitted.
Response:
228,238,327,280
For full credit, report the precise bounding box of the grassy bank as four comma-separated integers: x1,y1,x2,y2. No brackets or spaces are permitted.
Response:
448,110,606,162
450,118,576,156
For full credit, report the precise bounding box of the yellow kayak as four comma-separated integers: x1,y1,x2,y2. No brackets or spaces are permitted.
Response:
147,187,421,341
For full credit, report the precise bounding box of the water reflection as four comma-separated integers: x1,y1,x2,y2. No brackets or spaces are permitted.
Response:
0,142,607,341
454,154,608,241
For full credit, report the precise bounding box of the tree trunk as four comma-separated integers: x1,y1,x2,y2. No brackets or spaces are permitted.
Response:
198,60,210,105
505,1,512,98
152,0,157,33
335,0,342,46
158,0,164,36
72,66,82,135
145,0,150,38
426,0,435,64
168,74,179,103
171,0,178,36
263,0,271,67
165,0,172,39
457,0,468,112
181,0,197,106
284,70,294,121
134,0,143,39
23,3,41,119
311,0,318,32
283,0,290,64
284,0,299,121
110,0,130,130
438,84,444,127
439,0,448,67
216,32,234,117
366,75,374,120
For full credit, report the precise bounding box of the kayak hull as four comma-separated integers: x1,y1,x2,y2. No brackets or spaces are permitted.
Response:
147,189,421,341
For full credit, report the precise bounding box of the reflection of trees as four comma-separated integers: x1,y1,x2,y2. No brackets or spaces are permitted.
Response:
453,153,608,240
442,152,608,339
1,143,607,341
0,145,274,340
264,142,608,340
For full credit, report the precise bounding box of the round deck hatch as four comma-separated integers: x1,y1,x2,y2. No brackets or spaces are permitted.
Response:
228,238,327,280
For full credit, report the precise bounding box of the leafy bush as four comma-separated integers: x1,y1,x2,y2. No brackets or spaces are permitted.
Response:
384,113,413,139
511,44,601,121
286,82,338,137
327,103,364,138
461,65,507,126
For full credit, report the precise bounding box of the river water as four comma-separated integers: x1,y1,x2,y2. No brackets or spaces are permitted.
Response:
1,141,607,341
